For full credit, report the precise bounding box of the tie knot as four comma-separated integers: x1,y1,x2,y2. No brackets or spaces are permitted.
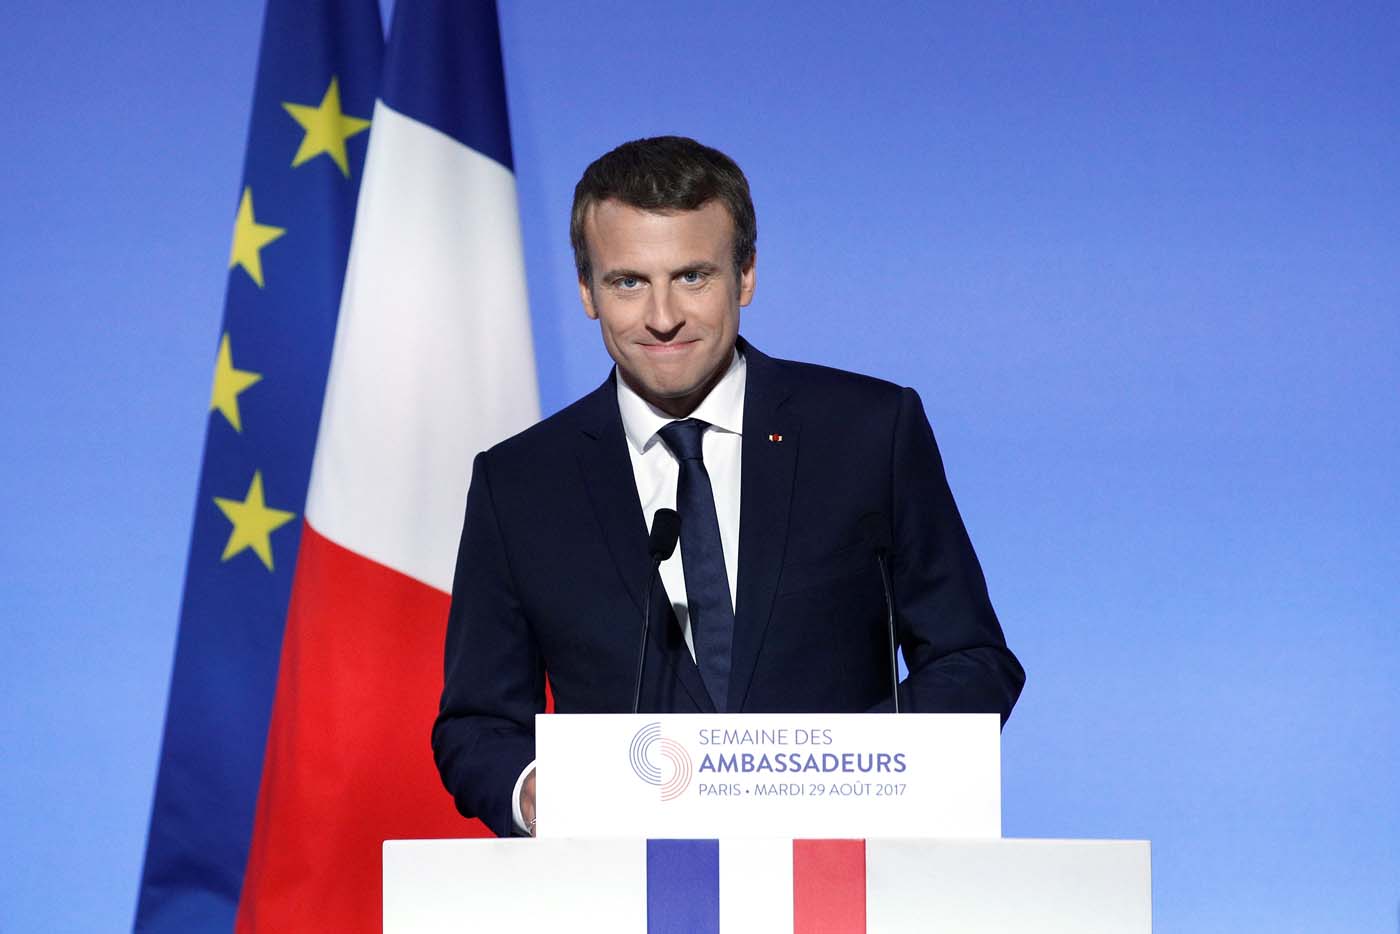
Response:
658,418,709,461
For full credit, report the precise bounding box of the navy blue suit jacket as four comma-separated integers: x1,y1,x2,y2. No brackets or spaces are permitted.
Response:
433,340,1024,836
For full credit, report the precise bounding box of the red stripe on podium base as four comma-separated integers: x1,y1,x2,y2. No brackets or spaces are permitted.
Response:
793,839,867,933
235,521,489,934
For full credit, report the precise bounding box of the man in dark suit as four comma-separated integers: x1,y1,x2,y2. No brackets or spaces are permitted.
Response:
433,137,1024,839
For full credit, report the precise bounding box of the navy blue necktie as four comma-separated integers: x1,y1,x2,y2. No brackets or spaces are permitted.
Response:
658,418,734,712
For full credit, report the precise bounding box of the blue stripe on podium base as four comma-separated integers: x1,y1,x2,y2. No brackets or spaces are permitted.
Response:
646,839,719,934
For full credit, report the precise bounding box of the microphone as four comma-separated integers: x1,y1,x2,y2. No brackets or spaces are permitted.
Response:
632,508,680,714
858,512,902,713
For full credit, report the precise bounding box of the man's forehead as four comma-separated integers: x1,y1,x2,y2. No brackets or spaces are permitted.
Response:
584,198,735,250
585,196,729,225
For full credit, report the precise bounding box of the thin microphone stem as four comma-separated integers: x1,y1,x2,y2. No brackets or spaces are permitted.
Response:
876,552,900,714
632,559,661,715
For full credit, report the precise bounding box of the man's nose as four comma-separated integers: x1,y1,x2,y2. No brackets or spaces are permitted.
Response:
645,285,683,335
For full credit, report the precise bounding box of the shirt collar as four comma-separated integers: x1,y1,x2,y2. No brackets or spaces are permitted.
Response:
617,347,747,455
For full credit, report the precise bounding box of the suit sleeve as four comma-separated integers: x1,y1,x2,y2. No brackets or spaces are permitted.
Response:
886,388,1025,722
432,451,544,836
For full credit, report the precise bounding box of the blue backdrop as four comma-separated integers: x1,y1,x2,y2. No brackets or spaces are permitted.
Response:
2,1,1396,930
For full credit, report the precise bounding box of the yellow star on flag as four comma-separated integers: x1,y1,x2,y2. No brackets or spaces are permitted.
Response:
213,471,296,571
209,333,263,432
229,187,285,288
283,77,371,176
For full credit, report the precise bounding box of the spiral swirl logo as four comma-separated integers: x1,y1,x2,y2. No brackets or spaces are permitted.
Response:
628,722,693,801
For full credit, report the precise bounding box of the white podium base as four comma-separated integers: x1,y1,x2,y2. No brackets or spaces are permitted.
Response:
384,837,1151,933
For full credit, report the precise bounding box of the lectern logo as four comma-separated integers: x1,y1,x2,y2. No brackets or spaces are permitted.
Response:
628,722,693,801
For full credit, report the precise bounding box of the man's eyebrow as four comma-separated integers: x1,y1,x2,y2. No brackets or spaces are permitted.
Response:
676,262,722,275
600,267,647,281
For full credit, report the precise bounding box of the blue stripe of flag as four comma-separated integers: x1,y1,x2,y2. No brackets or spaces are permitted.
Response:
134,2,382,930
647,839,720,934
379,0,514,170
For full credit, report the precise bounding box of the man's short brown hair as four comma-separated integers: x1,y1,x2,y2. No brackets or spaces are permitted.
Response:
570,136,757,284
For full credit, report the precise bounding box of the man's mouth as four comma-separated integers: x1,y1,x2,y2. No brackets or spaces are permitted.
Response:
639,340,699,354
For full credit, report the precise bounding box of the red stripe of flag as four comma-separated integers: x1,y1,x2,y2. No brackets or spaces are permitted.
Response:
793,839,867,933
235,521,487,932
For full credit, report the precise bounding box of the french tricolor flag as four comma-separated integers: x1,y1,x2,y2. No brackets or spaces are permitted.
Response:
648,839,867,933
236,2,537,930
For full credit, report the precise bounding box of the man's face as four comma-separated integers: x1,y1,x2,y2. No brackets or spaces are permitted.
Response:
579,198,756,417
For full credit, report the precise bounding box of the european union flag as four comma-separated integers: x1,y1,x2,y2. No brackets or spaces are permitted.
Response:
134,2,382,930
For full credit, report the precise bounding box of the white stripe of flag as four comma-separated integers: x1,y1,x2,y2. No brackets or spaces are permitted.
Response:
305,99,539,587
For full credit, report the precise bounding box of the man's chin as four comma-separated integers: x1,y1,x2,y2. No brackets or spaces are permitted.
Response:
620,351,732,414
625,376,708,415
646,382,704,404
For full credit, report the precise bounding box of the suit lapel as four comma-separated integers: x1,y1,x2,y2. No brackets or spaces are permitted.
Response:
573,375,714,713
729,341,799,712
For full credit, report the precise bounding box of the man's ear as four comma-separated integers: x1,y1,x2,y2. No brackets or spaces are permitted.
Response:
579,277,599,320
738,250,757,307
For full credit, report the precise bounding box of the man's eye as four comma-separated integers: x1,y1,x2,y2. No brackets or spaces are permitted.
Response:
617,276,640,289
680,271,704,284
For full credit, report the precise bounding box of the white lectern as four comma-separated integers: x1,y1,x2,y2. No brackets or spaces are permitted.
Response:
385,714,1152,932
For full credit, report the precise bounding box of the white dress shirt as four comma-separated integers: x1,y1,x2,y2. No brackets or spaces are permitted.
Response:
512,349,747,833
616,348,746,653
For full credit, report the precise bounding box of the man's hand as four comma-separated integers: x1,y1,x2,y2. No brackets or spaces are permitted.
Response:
521,767,537,837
